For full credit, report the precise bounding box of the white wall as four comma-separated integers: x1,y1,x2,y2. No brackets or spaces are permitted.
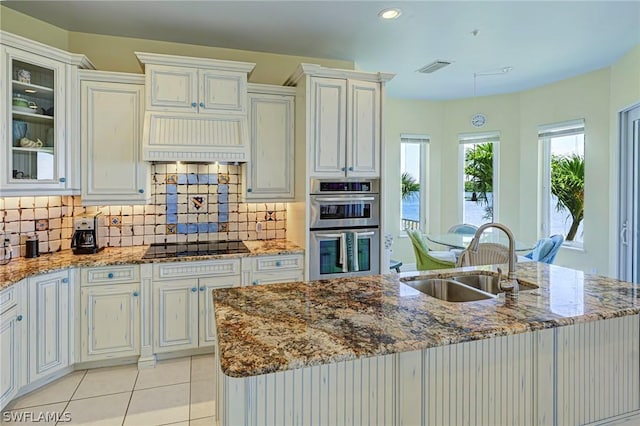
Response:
385,44,639,277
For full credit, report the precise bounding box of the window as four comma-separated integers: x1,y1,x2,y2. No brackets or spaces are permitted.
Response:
458,132,500,227
400,134,429,232
539,119,585,246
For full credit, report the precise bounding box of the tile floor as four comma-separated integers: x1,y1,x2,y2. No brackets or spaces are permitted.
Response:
1,355,216,426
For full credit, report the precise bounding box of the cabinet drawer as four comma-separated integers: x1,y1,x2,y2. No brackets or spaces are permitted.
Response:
250,270,304,287
0,285,17,314
81,265,140,286
154,259,241,280
253,254,304,272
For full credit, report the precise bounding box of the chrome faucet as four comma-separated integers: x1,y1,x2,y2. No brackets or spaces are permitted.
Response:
469,222,519,300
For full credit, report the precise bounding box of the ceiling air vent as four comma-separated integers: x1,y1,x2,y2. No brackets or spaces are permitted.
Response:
417,60,452,74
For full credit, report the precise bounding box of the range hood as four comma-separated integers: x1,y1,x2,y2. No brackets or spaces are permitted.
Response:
135,52,256,163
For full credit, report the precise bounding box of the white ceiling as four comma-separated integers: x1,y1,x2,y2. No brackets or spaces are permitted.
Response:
4,1,640,100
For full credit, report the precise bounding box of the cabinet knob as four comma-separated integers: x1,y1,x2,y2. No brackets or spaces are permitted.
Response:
275,261,282,267
59,177,66,183
17,315,23,321
348,166,354,171
199,102,204,108
107,273,114,279
62,278,69,284
191,287,198,292
133,291,139,297
341,167,346,172
138,189,144,194
199,286,205,292
247,188,252,193
191,102,197,107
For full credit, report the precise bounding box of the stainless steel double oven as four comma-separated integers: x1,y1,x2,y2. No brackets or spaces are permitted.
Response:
309,179,380,280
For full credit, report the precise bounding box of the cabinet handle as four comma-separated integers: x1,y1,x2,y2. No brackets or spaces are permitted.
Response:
348,166,354,172
138,189,144,194
199,102,204,108
17,315,23,321
133,291,139,297
275,261,282,267
59,177,66,183
62,278,68,284
191,102,197,107
199,286,205,292
341,167,346,172
247,188,252,193
191,287,198,292
107,273,114,279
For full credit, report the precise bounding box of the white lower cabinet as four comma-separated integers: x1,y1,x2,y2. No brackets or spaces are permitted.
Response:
80,283,140,362
242,254,304,286
153,279,199,353
28,270,70,382
79,265,141,363
152,260,241,354
0,281,26,411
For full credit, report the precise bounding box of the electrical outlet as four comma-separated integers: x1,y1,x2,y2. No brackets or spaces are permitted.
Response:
256,222,263,232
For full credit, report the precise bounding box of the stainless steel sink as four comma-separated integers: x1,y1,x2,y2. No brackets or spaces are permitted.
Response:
452,273,539,294
401,278,495,302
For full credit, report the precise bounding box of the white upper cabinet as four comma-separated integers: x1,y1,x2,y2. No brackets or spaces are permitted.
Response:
309,77,381,177
146,65,246,115
0,33,93,196
200,69,246,114
246,84,295,200
286,64,393,180
79,71,148,205
310,77,347,177
135,52,255,163
147,65,198,112
347,80,380,177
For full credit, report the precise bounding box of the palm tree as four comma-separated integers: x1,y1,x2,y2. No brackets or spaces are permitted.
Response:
401,172,420,200
464,143,494,219
551,154,584,241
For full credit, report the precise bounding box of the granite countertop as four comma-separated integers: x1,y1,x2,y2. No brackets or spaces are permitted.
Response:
0,239,303,289
214,262,640,378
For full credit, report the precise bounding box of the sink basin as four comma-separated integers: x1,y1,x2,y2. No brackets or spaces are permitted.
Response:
401,278,495,302
452,273,539,294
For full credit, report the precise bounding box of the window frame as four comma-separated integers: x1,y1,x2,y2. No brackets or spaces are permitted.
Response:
538,119,585,249
400,134,430,233
457,131,501,226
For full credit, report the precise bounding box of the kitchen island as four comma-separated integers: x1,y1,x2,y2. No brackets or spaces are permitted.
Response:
213,262,640,426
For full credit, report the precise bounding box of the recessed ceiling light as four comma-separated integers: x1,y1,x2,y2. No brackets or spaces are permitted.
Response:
378,8,401,20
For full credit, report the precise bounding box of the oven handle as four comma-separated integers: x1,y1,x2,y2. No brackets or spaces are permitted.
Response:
315,233,344,238
313,197,376,202
314,231,376,238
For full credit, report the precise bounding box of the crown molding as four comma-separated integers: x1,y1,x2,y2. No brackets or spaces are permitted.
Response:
285,63,395,86
78,70,144,84
247,83,296,96
0,31,94,69
135,51,255,74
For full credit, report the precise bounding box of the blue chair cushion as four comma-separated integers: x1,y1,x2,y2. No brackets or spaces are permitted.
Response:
532,238,555,260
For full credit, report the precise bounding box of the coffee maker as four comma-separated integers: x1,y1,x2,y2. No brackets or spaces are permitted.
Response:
72,212,106,254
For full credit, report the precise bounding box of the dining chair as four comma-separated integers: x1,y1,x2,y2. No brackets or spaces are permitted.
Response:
524,234,564,264
447,223,479,235
456,242,516,267
406,230,456,270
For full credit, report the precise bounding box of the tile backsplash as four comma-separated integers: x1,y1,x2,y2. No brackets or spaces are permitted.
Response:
0,163,286,258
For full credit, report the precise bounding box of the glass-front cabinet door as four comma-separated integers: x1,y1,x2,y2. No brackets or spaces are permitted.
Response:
2,46,67,191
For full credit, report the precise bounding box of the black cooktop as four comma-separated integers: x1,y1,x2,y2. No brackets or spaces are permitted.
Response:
142,240,250,259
